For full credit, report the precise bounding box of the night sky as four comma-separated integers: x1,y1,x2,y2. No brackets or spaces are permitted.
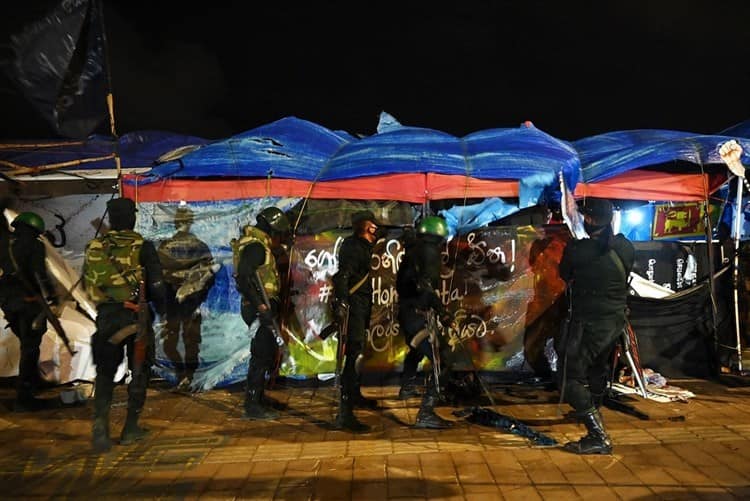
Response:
2,2,750,141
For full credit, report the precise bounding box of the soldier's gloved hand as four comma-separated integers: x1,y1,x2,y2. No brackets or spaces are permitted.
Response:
153,301,167,317
332,299,349,320
257,304,275,328
440,312,456,330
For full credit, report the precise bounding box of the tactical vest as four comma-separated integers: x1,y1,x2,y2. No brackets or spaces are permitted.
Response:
83,230,144,304
570,247,629,319
230,226,280,299
0,231,14,282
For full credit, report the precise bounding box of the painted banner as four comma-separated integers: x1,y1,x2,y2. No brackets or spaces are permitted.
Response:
231,219,569,385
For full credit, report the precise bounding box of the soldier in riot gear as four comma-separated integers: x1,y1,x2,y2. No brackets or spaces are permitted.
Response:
157,206,216,389
397,226,423,399
557,198,634,454
396,215,455,429
233,206,290,419
83,197,166,453
331,210,385,432
0,209,58,412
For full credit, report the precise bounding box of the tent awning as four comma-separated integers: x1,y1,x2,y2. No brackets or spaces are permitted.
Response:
574,169,727,201
123,167,726,204
121,173,520,203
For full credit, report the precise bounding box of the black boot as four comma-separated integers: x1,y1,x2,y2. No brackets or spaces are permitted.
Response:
352,383,378,409
120,408,150,445
334,394,370,433
563,409,612,454
414,394,454,429
13,382,44,412
92,379,113,453
243,388,279,420
180,366,196,390
592,390,606,410
92,416,112,453
398,376,421,399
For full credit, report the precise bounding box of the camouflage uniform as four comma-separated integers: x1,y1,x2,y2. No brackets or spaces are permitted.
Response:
84,198,165,453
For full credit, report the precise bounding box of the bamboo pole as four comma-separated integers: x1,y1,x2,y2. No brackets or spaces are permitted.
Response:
100,0,122,197
0,154,116,176
106,93,122,196
0,141,87,149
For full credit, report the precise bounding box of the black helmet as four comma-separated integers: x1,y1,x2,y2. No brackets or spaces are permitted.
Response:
174,206,194,226
107,197,137,217
351,210,379,226
579,198,613,225
12,212,45,233
257,207,290,233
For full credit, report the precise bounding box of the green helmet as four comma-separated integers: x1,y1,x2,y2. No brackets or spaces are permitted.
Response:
416,216,448,238
12,212,45,233
257,207,290,233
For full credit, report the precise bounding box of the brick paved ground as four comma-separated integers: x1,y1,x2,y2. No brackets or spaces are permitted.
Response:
1,377,750,500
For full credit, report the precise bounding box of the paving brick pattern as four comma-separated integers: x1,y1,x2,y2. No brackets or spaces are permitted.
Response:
1,378,750,499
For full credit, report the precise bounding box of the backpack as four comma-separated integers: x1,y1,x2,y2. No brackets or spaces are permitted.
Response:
83,230,144,304
229,225,279,299
396,252,419,299
0,230,13,282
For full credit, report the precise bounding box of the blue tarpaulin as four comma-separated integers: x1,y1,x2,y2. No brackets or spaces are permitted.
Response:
134,115,582,209
143,117,357,181
572,130,750,183
143,117,581,188
323,118,580,208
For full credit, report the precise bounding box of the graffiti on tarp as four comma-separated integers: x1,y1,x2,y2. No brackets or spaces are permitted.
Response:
281,224,568,377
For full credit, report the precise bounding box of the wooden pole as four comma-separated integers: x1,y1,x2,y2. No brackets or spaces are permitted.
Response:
0,154,116,176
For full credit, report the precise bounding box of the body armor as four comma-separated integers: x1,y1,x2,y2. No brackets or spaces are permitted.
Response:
230,226,280,300
84,230,144,304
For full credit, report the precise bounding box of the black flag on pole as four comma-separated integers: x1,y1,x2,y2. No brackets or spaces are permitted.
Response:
0,0,108,139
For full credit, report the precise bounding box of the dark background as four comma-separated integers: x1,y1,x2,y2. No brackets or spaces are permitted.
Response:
2,1,750,141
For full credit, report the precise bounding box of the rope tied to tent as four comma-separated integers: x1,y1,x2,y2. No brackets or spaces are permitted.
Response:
266,169,273,199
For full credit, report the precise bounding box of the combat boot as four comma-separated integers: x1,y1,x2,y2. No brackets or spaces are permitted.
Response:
120,408,150,445
563,409,612,455
92,398,112,454
352,383,378,409
92,378,114,453
398,376,421,399
243,389,279,420
414,394,454,429
13,392,44,412
13,379,46,412
92,416,112,453
334,394,370,433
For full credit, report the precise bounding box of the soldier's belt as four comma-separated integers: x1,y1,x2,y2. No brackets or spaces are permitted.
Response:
123,301,140,312
108,323,139,344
